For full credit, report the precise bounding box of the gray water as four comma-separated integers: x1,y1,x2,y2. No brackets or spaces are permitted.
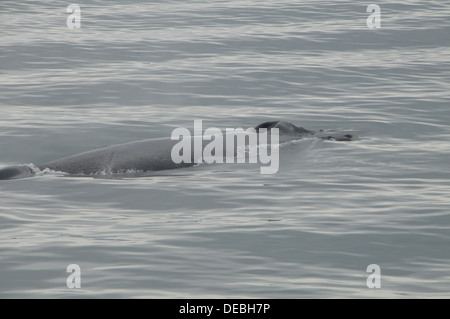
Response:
1,0,450,298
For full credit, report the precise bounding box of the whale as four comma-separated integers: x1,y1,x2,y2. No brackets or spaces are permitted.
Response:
0,121,354,180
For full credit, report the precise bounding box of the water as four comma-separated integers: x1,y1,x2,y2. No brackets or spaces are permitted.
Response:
1,0,450,298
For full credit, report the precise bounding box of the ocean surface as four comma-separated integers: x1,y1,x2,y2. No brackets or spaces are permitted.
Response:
1,0,450,298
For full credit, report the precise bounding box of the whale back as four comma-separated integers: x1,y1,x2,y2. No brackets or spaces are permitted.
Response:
0,120,355,180
0,165,34,180
37,137,194,175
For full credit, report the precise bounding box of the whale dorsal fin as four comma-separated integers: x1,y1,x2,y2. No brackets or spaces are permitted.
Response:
255,121,312,136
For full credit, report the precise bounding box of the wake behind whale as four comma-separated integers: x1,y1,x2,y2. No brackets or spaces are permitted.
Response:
0,121,355,180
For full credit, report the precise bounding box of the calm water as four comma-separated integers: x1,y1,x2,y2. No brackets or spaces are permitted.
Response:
1,0,450,298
